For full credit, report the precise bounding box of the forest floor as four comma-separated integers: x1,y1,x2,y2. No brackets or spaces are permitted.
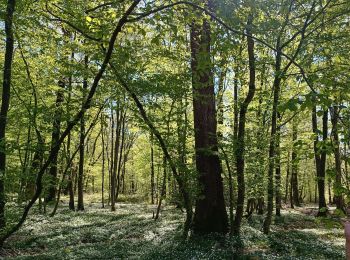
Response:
0,195,346,259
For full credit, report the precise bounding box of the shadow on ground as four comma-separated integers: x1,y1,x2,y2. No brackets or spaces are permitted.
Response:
1,203,345,259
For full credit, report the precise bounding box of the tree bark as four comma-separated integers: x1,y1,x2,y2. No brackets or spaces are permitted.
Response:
150,133,155,204
275,117,282,216
101,114,106,208
285,151,290,203
275,147,282,215
46,80,64,202
115,111,126,202
331,105,344,213
263,45,282,234
291,119,300,207
312,107,328,216
190,5,228,233
220,148,234,234
111,104,122,211
155,156,167,220
66,52,75,211
77,55,89,211
0,0,16,227
233,15,256,235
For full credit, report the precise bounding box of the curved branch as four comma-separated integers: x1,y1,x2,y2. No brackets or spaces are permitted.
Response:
108,62,193,237
45,2,102,42
127,1,328,92
0,0,140,246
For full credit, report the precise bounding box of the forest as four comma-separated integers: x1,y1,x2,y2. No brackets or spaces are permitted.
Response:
0,0,350,259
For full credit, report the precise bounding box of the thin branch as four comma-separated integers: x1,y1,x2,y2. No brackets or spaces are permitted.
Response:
0,0,141,245
85,2,116,14
278,111,300,128
127,1,318,92
45,3,102,42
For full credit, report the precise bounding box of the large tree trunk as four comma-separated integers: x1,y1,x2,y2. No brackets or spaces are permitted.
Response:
233,15,256,235
312,107,328,216
190,9,228,234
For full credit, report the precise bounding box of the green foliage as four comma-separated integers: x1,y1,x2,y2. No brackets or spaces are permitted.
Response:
1,0,350,255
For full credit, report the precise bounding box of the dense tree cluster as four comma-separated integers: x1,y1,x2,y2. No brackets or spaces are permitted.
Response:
0,0,349,245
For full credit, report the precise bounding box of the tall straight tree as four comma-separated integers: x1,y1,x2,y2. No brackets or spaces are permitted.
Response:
190,1,228,234
150,133,155,204
77,55,89,211
312,107,328,216
46,80,64,203
291,119,300,207
0,0,16,228
67,50,75,211
331,105,344,213
111,103,122,211
233,14,256,235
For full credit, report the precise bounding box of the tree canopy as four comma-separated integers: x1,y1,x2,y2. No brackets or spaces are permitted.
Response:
0,0,350,258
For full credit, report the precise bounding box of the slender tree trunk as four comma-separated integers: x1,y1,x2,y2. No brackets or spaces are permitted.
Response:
0,0,16,227
331,105,344,212
67,53,75,211
233,15,256,235
77,56,88,211
46,80,64,202
19,122,31,202
217,61,226,127
115,111,126,201
275,120,282,216
108,108,114,206
0,1,140,245
101,115,105,208
233,53,240,145
111,66,193,237
313,107,328,216
328,179,332,204
290,172,294,208
155,156,167,220
111,104,122,211
150,133,155,204
263,46,282,234
285,151,290,203
291,119,300,207
190,9,228,234
221,148,234,235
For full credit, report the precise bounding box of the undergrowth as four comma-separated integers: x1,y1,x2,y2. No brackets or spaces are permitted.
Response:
0,197,345,259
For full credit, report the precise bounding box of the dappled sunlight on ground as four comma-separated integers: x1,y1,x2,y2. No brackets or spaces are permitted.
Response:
0,200,346,259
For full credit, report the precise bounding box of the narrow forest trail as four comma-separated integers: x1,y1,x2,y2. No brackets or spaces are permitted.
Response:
0,197,345,259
